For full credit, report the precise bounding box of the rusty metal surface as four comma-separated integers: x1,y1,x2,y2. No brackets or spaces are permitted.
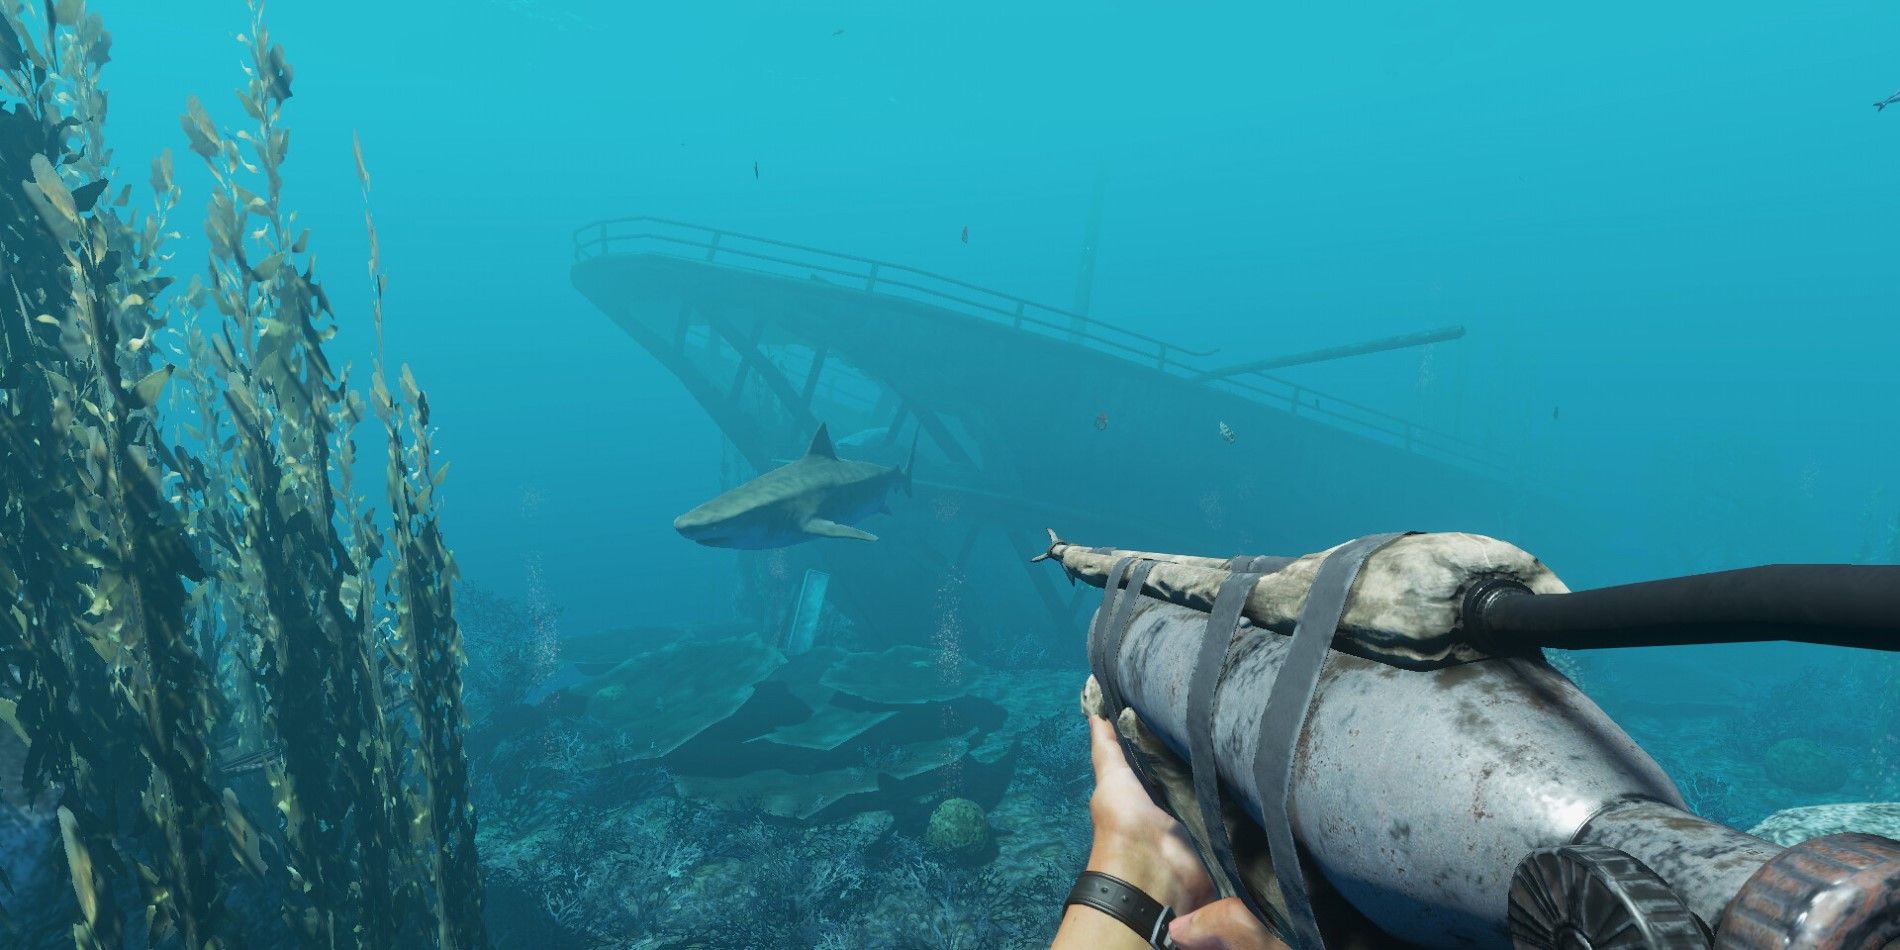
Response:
1507,844,1712,948
1573,798,1781,931
1111,597,1685,947
1715,832,1900,949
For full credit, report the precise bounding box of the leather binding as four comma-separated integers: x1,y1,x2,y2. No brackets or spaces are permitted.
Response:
1065,870,1177,948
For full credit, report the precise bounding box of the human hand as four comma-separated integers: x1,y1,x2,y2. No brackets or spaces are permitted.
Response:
1083,713,1214,913
1168,897,1290,950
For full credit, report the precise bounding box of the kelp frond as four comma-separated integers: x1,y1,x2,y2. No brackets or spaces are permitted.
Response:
0,2,227,947
358,133,489,949
0,0,489,947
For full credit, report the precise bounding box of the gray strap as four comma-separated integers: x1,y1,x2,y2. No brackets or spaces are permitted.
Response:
1088,557,1167,806
1096,559,1157,720
1252,532,1409,950
1187,570,1270,923
1087,556,1139,717
1225,554,1297,574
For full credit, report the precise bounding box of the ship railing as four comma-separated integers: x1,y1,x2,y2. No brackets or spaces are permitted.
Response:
575,216,1508,477
576,216,1211,370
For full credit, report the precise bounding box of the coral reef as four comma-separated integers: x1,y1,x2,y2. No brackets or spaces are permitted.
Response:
1763,737,1849,795
1748,801,1900,846
570,634,785,766
532,638,1045,825
1674,771,1739,829
472,638,1096,947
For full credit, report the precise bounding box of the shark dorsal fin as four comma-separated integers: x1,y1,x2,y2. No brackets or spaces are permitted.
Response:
805,423,837,460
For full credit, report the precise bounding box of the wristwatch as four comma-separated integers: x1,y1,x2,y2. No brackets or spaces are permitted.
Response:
1066,870,1178,949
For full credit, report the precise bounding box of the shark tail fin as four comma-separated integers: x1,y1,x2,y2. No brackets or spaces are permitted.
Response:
901,430,918,497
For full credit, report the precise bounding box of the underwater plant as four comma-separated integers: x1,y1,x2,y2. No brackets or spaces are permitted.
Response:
355,128,489,949
0,3,236,946
176,8,424,942
0,1,487,945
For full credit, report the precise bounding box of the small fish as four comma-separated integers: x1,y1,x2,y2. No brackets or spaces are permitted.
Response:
1218,421,1236,444
960,225,969,245
1094,412,1108,431
1877,90,1900,111
832,28,845,36
753,161,760,179
1552,406,1560,421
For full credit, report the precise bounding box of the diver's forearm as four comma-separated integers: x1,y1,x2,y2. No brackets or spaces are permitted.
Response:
1052,902,1156,949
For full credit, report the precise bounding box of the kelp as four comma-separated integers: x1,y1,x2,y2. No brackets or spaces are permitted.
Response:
357,129,489,948
185,11,390,943
0,2,226,947
0,1,487,947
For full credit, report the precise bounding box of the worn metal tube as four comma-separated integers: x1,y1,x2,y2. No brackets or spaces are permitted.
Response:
1572,798,1781,927
1109,596,1724,947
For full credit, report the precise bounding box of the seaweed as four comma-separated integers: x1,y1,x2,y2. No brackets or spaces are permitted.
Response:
356,127,490,950
0,3,225,946
177,10,413,944
0,1,488,946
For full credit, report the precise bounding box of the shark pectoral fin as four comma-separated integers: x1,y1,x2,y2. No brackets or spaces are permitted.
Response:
803,518,877,542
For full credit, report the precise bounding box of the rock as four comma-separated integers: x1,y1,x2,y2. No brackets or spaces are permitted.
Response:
1762,738,1849,794
568,634,785,768
925,797,991,860
673,767,879,821
822,645,978,705
1748,802,1900,846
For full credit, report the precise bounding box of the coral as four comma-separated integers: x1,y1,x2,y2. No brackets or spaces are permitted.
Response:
756,700,897,751
1764,737,1849,794
822,644,980,704
473,696,1089,948
458,583,562,719
1748,801,1900,846
925,797,992,859
570,634,785,765
557,620,752,677
1676,771,1737,827
673,767,879,820
967,668,1086,764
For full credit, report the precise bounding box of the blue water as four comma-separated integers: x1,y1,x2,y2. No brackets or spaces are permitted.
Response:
79,1,1900,945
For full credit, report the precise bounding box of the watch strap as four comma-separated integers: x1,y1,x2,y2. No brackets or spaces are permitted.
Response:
1066,870,1178,948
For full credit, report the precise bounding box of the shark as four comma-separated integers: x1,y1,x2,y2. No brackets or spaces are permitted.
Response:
673,423,914,548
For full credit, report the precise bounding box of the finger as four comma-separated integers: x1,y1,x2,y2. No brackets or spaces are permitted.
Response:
1088,712,1128,786
1168,898,1289,950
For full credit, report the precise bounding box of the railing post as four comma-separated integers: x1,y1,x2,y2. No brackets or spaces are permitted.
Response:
865,263,881,293
1290,386,1302,416
594,221,607,258
705,231,723,263
1012,301,1025,330
1156,344,1169,372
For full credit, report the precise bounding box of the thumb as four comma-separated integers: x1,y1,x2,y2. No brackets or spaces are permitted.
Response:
1087,713,1128,786
1167,897,1288,950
